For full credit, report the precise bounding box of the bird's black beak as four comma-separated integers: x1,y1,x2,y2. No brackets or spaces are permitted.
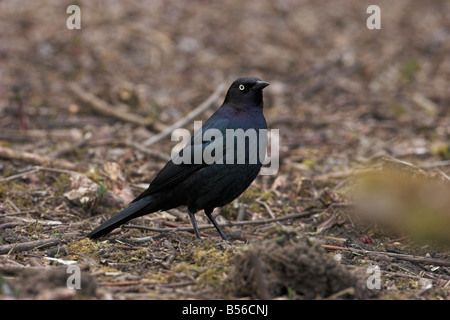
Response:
252,80,270,90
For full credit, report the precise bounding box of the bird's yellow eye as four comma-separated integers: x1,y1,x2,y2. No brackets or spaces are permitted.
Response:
239,84,245,91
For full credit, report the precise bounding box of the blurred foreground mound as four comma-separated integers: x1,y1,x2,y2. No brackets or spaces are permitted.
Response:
228,229,372,299
354,157,450,245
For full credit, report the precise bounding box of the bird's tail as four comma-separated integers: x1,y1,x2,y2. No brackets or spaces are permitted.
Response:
87,196,160,239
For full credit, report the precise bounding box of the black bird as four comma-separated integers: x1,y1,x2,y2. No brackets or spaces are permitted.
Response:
87,77,270,240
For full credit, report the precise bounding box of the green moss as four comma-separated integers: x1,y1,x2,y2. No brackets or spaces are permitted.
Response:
191,246,233,268
84,167,102,184
260,191,272,201
222,185,273,218
52,173,71,197
112,248,147,263
0,181,34,208
301,159,315,169
239,185,264,201
25,221,42,235
239,185,272,213
430,143,450,160
388,101,408,116
400,59,421,82
66,238,102,260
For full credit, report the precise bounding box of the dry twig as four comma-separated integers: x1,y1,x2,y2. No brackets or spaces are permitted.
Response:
122,209,322,235
0,146,79,171
68,83,166,131
0,238,61,255
142,82,227,147
322,244,450,267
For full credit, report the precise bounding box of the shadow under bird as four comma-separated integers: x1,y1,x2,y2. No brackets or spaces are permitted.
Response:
87,77,270,240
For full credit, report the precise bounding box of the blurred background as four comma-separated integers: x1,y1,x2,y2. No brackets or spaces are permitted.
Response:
1,0,449,169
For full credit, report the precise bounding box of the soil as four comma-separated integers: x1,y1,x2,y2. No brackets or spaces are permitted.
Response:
0,0,449,300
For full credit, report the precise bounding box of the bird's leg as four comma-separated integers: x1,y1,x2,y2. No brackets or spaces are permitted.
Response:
188,210,202,240
205,210,228,241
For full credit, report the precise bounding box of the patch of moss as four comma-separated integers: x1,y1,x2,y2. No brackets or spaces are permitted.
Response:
239,185,272,213
388,101,407,116
112,248,148,264
141,269,171,284
239,185,265,201
66,238,102,260
25,221,42,235
0,181,35,209
430,142,450,160
222,185,273,218
400,59,421,82
301,159,315,169
164,241,235,288
84,167,102,184
191,245,233,268
51,173,71,197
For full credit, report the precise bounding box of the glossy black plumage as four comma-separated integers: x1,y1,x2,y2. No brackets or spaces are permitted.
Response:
87,77,269,240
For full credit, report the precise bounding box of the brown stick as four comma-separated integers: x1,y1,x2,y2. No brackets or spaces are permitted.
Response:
68,83,166,131
98,281,140,287
142,82,227,147
123,209,322,234
322,244,450,267
0,238,60,255
120,140,170,162
98,280,195,288
0,146,78,171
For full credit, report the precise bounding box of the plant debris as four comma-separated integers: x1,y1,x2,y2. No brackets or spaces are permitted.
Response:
229,230,372,299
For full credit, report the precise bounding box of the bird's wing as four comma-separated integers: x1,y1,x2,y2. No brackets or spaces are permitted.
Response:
131,118,230,202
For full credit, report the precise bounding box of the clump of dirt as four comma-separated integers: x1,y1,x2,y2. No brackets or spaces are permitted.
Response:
229,230,372,299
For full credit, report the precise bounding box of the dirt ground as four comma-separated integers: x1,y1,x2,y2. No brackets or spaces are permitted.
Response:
0,0,449,300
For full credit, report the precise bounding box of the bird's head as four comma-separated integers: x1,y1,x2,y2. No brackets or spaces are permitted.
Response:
224,77,270,107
